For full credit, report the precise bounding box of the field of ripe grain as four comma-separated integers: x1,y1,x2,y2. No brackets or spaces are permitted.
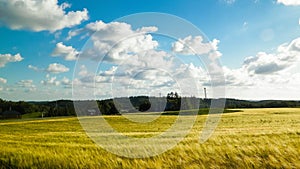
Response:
0,108,299,168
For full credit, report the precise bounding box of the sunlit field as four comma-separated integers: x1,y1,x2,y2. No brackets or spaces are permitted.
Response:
0,108,299,168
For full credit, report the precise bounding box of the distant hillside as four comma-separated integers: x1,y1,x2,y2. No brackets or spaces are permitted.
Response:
224,99,300,108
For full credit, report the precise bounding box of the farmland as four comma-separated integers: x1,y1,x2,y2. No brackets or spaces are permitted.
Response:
0,108,299,168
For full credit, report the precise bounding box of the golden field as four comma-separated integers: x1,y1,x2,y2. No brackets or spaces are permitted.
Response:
0,108,299,168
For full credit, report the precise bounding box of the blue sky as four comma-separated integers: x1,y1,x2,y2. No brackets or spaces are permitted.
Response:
0,0,300,101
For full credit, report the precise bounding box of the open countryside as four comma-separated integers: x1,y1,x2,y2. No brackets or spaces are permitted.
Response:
1,0,300,168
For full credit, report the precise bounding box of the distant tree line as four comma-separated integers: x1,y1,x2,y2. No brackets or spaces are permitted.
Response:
0,99,75,117
224,99,300,108
0,99,40,115
1,95,300,117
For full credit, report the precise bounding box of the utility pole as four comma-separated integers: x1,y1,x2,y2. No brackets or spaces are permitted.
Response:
204,88,207,99
159,92,162,112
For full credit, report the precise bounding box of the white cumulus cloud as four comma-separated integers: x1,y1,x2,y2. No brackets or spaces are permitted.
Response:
61,77,72,88
243,52,287,74
17,79,36,92
0,53,23,67
17,79,34,87
41,74,60,86
219,37,300,100
68,20,159,63
46,63,69,74
0,0,89,32
243,37,300,75
52,42,79,61
28,64,41,72
223,0,236,4
222,37,300,88
172,36,221,56
277,0,300,6
0,77,7,84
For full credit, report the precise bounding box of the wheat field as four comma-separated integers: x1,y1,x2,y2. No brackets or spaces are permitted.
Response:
0,108,299,168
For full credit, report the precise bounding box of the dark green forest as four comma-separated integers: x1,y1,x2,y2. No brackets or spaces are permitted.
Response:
0,93,300,118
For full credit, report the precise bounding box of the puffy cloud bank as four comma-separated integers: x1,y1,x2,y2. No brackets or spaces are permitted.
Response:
0,0,88,32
